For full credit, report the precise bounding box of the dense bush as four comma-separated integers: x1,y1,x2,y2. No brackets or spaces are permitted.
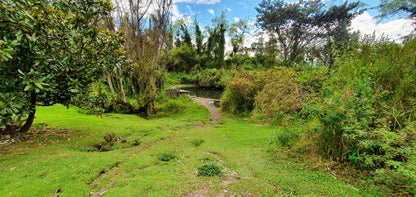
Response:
276,125,304,148
221,71,263,115
252,67,308,123
196,69,227,89
163,72,197,87
312,38,416,194
163,45,198,73
222,67,311,119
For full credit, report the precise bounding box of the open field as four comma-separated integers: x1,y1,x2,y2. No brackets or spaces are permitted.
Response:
0,103,382,196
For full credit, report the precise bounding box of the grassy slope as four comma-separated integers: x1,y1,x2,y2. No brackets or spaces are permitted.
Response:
0,103,381,196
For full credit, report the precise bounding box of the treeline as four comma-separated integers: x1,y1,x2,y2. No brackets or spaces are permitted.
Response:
164,0,362,74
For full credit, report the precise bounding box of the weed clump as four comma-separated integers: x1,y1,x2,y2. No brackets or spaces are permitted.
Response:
197,164,222,177
191,139,205,147
104,132,116,143
159,153,176,161
276,125,302,148
131,138,142,147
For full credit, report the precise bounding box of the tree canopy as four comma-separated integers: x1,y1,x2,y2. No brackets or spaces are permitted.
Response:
378,0,416,19
0,0,122,135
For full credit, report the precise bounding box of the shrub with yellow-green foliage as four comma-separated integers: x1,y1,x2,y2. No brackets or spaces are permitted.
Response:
252,67,308,123
220,70,265,116
221,67,314,121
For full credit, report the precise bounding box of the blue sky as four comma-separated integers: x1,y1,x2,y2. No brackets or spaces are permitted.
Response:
171,0,413,41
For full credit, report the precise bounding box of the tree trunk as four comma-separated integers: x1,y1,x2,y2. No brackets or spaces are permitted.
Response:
19,93,36,133
119,77,126,102
128,78,140,106
107,74,115,94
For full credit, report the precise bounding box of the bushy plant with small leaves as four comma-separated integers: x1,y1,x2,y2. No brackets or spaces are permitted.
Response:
313,38,416,194
197,164,222,177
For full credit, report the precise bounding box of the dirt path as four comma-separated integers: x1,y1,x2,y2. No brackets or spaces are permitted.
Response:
191,97,222,124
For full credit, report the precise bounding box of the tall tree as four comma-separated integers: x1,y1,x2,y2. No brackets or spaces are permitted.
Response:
256,0,324,65
110,0,173,115
206,11,228,68
195,18,204,56
314,1,362,68
229,18,249,57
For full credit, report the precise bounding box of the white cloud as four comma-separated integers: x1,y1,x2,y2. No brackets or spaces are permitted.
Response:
238,2,248,9
351,11,414,41
197,0,220,4
234,17,240,23
185,5,195,15
173,0,220,4
207,9,215,16
171,4,182,21
226,7,231,12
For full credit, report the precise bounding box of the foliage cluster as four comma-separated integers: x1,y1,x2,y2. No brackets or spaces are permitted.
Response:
251,67,309,123
159,152,176,162
0,0,120,135
164,69,229,89
196,69,227,89
221,67,314,119
197,163,222,177
312,39,416,193
221,71,263,116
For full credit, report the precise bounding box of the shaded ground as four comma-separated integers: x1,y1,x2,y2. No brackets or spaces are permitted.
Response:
191,97,222,125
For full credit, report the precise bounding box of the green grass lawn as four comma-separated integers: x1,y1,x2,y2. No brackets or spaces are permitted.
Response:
0,103,382,196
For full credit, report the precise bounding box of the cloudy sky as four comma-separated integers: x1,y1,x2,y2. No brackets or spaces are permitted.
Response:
171,0,414,41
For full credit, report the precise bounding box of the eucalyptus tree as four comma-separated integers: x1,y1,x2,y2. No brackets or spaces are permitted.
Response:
195,18,204,56
314,1,362,68
256,0,362,67
256,0,324,65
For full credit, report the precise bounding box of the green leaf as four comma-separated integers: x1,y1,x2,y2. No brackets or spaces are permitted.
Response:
34,82,43,90
24,85,31,92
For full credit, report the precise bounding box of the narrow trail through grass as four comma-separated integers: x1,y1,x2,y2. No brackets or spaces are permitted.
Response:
191,97,222,125
0,102,382,196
